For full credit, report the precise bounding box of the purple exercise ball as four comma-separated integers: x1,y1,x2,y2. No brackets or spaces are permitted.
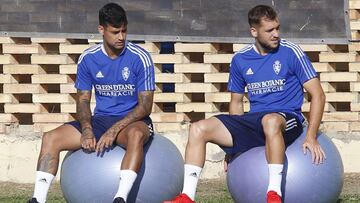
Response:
60,134,184,203
227,129,344,203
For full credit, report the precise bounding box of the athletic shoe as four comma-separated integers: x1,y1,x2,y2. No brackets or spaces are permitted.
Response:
267,190,282,203
163,193,195,203
27,198,39,203
113,197,126,203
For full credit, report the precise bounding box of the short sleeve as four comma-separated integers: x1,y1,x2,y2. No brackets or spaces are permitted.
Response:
136,52,155,92
288,45,317,85
228,56,246,93
75,59,92,90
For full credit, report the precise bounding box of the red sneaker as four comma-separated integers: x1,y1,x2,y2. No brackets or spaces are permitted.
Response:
163,193,195,203
267,191,282,203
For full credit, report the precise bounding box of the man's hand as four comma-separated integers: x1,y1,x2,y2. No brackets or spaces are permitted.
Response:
302,136,326,165
96,128,118,154
80,128,96,151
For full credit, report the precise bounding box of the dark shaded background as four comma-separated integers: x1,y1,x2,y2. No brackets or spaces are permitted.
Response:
0,0,349,43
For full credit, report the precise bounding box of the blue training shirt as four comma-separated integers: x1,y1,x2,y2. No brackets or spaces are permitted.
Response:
75,41,155,117
228,39,317,123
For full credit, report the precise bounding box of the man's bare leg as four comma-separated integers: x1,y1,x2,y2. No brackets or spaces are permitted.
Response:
113,121,150,201
262,113,286,198
182,117,233,201
32,124,82,203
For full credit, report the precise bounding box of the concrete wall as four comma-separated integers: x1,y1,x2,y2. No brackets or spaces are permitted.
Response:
0,125,359,183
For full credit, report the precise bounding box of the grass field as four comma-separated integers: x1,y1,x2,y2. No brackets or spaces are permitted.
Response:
0,174,359,203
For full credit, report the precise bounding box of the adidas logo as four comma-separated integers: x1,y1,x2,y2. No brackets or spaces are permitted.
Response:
39,178,48,183
189,172,198,177
96,71,104,78
148,124,154,133
246,68,254,75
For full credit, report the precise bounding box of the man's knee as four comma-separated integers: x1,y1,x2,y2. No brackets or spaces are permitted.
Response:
42,131,54,145
126,127,148,144
189,120,210,142
261,113,285,135
41,131,59,150
41,125,79,151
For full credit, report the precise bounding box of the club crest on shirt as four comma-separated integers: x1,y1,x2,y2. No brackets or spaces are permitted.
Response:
273,60,281,75
122,67,130,81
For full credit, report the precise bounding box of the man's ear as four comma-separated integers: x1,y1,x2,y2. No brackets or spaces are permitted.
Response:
98,25,104,35
250,27,257,38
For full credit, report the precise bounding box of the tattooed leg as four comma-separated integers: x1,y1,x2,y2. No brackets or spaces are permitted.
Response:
37,153,59,175
35,125,83,175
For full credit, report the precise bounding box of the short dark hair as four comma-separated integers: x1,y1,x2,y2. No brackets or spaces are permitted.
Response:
248,5,277,27
99,3,128,27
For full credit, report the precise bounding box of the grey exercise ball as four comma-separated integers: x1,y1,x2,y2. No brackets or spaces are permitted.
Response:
227,129,344,203
60,134,184,203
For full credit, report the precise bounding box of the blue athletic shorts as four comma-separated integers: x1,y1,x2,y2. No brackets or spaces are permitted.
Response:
214,111,303,156
66,115,154,141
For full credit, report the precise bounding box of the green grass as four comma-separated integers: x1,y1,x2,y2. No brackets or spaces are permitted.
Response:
0,182,64,203
0,178,359,203
195,179,233,203
337,195,360,203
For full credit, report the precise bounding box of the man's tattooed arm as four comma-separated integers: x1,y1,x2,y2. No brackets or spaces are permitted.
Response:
109,91,154,135
76,90,92,131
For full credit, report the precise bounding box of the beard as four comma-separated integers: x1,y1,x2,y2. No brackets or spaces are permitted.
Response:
258,39,279,52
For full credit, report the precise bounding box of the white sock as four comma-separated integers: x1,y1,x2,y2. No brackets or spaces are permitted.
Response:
114,170,137,201
33,171,55,203
267,164,283,196
182,164,202,201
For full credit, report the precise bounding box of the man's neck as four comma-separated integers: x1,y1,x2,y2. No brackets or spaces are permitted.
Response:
103,43,124,59
254,42,273,56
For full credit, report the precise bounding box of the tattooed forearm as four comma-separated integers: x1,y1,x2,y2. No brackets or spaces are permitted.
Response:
112,91,153,132
126,91,153,120
138,91,153,115
76,90,92,130
37,153,58,174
